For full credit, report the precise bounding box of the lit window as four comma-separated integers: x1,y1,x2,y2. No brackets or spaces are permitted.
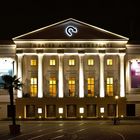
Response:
68,78,75,96
107,59,113,65
58,108,63,114
79,107,84,113
106,77,113,96
135,69,140,76
88,59,94,66
69,59,75,66
87,78,94,97
38,108,42,114
30,78,37,97
49,77,56,97
50,59,56,66
100,107,104,113
31,59,37,66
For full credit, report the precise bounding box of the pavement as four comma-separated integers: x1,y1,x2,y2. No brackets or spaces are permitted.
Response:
0,120,140,140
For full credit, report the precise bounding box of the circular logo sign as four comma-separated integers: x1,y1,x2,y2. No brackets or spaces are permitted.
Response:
65,26,78,37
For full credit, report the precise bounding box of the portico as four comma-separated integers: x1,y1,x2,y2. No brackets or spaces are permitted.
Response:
1,18,129,119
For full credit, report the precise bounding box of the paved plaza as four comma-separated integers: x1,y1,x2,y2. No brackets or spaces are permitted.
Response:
0,120,140,140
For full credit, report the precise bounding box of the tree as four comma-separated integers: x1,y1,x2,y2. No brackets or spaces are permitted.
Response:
2,75,22,134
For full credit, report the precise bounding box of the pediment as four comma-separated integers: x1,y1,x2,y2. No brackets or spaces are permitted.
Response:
13,18,128,41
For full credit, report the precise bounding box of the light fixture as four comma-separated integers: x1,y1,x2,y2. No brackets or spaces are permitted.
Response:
79,107,84,113
59,108,63,114
38,108,42,114
100,107,104,113
115,95,119,100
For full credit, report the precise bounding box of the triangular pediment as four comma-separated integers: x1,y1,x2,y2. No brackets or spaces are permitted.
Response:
13,18,128,41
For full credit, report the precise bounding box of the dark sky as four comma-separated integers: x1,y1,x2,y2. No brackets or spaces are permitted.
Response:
0,1,140,41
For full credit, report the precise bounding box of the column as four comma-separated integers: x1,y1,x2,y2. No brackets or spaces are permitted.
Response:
119,53,125,97
58,54,64,98
38,54,43,98
17,54,23,98
79,54,84,98
99,54,105,97
13,60,17,76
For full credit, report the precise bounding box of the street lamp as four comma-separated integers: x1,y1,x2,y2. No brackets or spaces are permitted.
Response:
114,95,119,125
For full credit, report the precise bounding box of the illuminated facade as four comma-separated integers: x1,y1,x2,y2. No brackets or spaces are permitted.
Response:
0,18,139,119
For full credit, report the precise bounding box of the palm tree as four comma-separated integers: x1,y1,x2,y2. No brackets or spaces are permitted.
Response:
2,75,22,134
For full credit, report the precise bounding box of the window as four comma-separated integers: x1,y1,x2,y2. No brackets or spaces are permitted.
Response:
79,107,84,113
67,105,76,117
107,59,113,65
38,108,42,114
69,59,75,66
87,104,96,117
106,77,113,96
107,104,115,116
68,78,75,96
87,78,94,97
30,59,37,66
100,107,104,113
50,59,56,66
58,108,63,114
47,105,56,117
26,105,35,118
49,77,56,97
88,59,94,66
30,78,37,97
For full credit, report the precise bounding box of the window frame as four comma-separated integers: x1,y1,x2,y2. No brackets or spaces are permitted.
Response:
107,59,113,66
30,77,37,97
88,58,94,66
49,77,57,97
50,59,56,66
106,77,113,96
69,59,75,66
68,78,76,97
87,77,94,97
30,59,37,66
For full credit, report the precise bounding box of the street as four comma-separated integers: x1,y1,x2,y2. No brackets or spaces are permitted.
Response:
0,120,140,140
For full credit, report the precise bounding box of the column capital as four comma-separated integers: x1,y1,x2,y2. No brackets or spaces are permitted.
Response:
17,53,24,56
119,53,125,57
99,53,105,58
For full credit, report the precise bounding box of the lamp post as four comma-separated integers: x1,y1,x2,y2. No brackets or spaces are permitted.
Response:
114,95,119,125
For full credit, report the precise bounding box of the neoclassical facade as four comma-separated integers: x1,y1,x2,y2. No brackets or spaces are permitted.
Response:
0,18,140,119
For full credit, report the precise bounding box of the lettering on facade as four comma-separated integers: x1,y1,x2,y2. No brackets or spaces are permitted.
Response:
65,26,78,37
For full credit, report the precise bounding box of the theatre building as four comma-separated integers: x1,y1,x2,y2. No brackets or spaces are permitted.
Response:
0,18,140,119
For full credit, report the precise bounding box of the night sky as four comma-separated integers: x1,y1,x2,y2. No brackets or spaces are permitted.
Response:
0,1,140,42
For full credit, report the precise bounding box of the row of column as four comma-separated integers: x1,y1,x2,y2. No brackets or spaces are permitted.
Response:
17,53,125,98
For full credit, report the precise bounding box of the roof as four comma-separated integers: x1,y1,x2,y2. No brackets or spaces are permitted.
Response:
0,40,15,45
13,18,129,41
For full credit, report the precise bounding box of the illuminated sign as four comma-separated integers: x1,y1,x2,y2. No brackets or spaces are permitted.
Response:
0,59,13,88
65,26,78,37
131,60,140,88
